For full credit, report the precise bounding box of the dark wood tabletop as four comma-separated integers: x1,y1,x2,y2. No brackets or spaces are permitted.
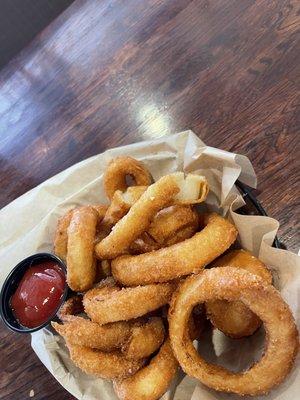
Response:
0,1,299,399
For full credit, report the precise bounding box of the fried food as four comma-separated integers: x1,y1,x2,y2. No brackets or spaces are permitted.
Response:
58,295,84,320
103,156,153,200
55,296,164,358
100,259,112,277
113,339,179,400
168,267,299,396
54,296,131,351
129,233,160,254
172,172,209,204
101,186,147,230
53,209,74,261
92,204,109,219
147,205,198,245
52,319,131,351
67,342,145,379
95,175,180,259
112,213,238,285
83,280,176,324
129,205,198,254
122,317,165,359
206,250,273,338
66,206,98,291
54,205,108,261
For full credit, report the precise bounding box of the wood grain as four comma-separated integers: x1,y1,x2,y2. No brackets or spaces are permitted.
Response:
0,0,299,398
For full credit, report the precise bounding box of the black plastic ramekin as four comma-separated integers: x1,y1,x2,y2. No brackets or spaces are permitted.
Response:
0,253,68,333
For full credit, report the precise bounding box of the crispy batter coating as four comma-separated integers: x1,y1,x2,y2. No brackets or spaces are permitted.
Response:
169,267,299,396
58,295,84,320
52,319,131,351
103,156,153,200
95,175,180,259
67,206,98,291
113,339,179,400
147,205,198,245
122,317,165,359
114,339,178,400
54,209,74,261
54,296,164,358
54,205,108,261
83,281,176,324
67,342,145,379
129,233,160,254
101,186,147,230
206,249,273,338
92,204,109,220
112,213,238,285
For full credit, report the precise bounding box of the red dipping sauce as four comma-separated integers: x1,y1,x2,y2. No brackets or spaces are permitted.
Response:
10,261,65,328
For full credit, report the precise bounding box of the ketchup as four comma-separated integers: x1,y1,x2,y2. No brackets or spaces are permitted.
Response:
10,261,65,328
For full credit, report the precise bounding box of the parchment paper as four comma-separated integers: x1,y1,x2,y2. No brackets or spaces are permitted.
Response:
0,131,299,400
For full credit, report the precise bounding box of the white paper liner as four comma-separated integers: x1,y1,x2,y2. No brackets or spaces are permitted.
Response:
0,130,299,400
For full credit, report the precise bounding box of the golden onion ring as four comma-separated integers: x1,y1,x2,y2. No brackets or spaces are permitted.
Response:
168,267,299,396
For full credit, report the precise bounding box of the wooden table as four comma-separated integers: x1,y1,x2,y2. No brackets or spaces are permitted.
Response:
0,1,299,398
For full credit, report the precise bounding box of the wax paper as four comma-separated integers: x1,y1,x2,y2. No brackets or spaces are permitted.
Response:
0,131,298,400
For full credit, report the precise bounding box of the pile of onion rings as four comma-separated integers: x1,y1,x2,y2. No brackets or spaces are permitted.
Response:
52,156,298,399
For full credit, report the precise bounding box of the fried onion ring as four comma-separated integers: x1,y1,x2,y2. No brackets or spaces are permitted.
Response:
122,317,165,359
52,319,131,352
206,250,273,338
54,205,107,261
113,339,179,400
101,186,147,230
67,343,145,379
54,296,164,358
169,267,299,396
54,209,74,261
112,213,238,285
83,281,176,324
66,206,98,291
129,233,160,254
54,296,132,351
103,156,153,200
95,175,180,259
147,205,199,245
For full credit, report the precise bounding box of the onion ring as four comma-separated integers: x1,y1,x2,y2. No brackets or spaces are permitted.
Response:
54,205,107,261
101,186,147,230
95,175,180,259
206,250,273,338
122,317,165,359
112,213,238,285
67,342,145,379
83,280,176,324
168,267,299,396
129,205,198,254
113,339,179,400
147,205,199,245
54,209,74,261
67,206,98,291
52,319,131,352
129,233,160,254
54,296,132,351
58,295,84,320
164,224,198,246
54,296,164,358
103,156,153,200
